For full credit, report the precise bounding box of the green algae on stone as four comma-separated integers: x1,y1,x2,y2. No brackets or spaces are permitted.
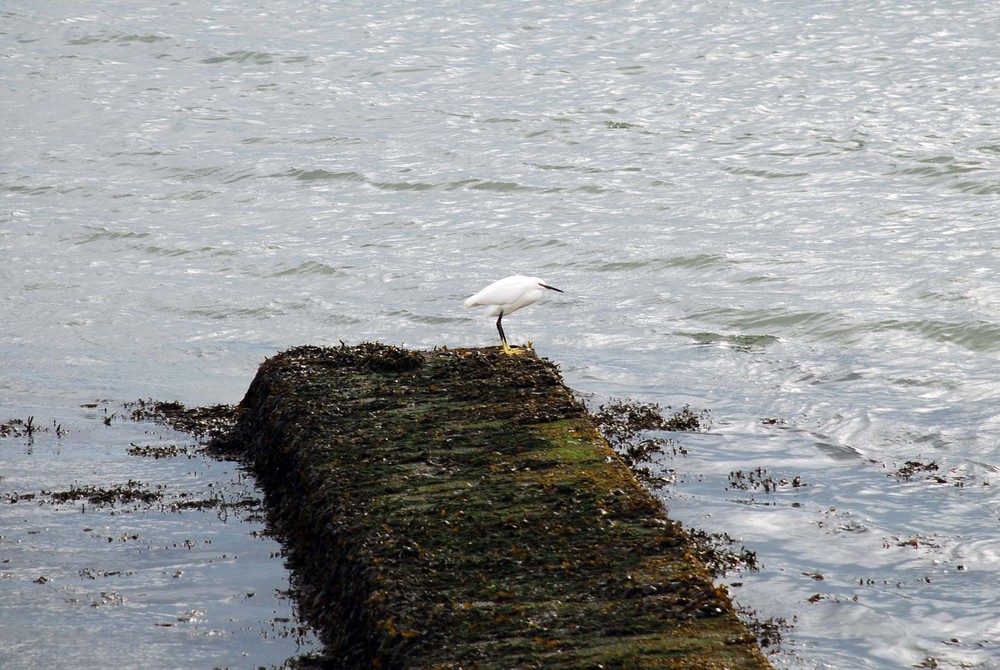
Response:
214,343,773,669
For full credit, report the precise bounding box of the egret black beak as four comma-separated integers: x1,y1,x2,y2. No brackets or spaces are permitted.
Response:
540,283,564,293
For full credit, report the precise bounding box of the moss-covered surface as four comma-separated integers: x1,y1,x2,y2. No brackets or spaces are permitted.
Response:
215,343,772,669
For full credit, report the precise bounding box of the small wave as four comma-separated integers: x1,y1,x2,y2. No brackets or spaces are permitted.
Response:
168,189,220,201
137,245,192,258
201,51,277,65
604,120,642,130
480,236,570,252
388,309,461,326
2,183,54,196
737,310,855,340
659,253,732,271
75,227,151,245
220,170,256,184
886,157,995,193
683,331,781,351
465,180,561,193
689,306,1000,352
872,318,1000,353
269,261,346,278
891,165,982,178
813,441,864,461
722,166,809,179
67,32,170,46
736,274,786,285
687,307,860,344
590,260,648,272
531,163,602,173
950,180,1000,195
370,180,435,192
441,178,595,193
280,169,365,182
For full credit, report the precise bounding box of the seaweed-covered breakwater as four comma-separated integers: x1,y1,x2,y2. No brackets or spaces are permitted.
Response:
215,344,772,669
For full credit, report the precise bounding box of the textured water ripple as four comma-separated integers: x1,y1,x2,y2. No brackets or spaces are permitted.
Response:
5,1,1000,668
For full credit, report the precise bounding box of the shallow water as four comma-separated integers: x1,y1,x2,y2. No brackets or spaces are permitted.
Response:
0,405,318,669
4,1,1000,667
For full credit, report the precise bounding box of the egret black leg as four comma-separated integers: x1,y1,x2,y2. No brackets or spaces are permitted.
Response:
495,313,520,354
496,313,506,347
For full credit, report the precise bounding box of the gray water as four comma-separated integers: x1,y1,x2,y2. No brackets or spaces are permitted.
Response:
0,406,318,668
4,0,1000,667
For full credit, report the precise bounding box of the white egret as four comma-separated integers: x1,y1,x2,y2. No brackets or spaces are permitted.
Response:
464,274,564,354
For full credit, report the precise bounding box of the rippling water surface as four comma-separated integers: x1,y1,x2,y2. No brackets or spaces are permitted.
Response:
4,1,1000,667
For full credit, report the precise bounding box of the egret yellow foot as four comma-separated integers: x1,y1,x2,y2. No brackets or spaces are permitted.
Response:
501,342,526,355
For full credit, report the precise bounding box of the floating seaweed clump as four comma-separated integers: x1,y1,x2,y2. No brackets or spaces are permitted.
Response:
890,460,945,483
728,467,806,494
589,397,707,486
0,416,65,439
124,398,238,440
46,480,163,506
126,443,193,459
591,397,709,443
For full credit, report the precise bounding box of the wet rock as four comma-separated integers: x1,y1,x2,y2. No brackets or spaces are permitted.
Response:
211,344,773,669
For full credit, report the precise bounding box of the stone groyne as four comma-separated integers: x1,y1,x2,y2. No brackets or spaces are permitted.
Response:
215,344,772,669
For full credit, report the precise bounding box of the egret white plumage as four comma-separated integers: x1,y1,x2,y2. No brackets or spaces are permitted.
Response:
464,274,564,354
